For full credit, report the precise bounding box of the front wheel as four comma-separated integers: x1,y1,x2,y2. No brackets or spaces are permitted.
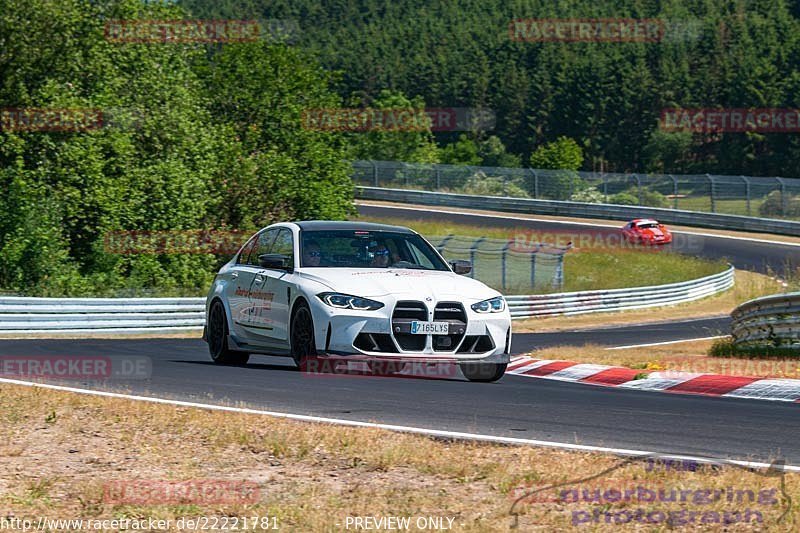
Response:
207,301,249,365
459,362,507,383
290,301,317,369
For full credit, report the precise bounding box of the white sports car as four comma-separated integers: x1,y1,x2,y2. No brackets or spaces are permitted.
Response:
203,221,511,382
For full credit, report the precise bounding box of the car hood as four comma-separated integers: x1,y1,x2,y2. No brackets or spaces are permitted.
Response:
298,268,500,301
639,227,668,238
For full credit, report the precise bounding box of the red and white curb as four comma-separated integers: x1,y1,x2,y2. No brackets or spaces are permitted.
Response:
507,356,800,403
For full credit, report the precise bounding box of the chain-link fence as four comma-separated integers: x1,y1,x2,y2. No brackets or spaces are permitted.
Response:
353,160,800,220
424,234,570,294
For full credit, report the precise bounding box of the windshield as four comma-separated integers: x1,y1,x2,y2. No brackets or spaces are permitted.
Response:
637,223,660,229
300,230,449,270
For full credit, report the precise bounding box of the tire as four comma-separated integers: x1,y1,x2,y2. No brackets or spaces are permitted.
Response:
207,300,249,365
459,362,507,383
367,360,407,376
290,300,317,368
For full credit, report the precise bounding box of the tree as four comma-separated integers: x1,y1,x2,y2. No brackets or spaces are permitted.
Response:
529,137,585,200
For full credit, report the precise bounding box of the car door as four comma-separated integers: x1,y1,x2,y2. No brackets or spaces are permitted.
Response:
250,227,294,342
230,229,278,341
224,234,257,339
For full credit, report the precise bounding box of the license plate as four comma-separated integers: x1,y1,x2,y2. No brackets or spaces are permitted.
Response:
410,321,449,335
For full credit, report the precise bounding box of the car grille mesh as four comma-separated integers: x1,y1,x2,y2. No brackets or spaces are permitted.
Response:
433,302,467,352
392,301,427,351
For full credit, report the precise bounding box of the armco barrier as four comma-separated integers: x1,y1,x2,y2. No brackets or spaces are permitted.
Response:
0,297,205,334
506,266,734,319
0,267,733,333
356,187,800,237
731,292,800,348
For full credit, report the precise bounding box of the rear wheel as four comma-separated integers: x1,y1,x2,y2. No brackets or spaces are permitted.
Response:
207,301,249,365
290,301,317,368
459,362,507,383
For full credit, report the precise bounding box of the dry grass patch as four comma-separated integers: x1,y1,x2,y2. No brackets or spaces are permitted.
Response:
0,383,797,530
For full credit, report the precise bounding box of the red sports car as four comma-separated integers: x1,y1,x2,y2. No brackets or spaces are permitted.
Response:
621,219,673,245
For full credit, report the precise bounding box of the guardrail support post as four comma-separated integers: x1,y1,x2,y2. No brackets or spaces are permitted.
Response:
669,174,678,209
371,160,378,187
777,178,788,217
530,246,538,288
501,242,510,290
741,176,751,216
529,169,539,199
707,174,715,213
436,234,454,254
470,237,485,280
632,174,641,205
435,168,441,190
555,254,565,289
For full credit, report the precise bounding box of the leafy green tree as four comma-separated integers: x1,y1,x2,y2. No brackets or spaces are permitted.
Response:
344,90,440,163
440,134,481,166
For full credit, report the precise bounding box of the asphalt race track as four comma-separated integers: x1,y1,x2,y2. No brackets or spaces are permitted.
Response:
2,315,798,464
2,205,799,466
357,203,800,275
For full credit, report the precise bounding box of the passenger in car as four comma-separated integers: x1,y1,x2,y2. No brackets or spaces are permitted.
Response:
302,240,322,267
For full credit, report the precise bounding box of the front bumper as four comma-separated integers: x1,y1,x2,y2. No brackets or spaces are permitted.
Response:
311,298,511,364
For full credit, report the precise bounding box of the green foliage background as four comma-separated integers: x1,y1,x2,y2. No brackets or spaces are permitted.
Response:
0,0,355,295
181,0,800,176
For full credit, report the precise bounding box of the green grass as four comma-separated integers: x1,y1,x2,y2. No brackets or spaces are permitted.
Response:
357,215,729,294
709,337,800,359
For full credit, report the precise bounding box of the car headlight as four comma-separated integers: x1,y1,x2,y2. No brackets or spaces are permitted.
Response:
471,296,505,313
317,292,384,311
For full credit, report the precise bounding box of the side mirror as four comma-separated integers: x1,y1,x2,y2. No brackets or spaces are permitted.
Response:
259,253,293,271
449,259,472,275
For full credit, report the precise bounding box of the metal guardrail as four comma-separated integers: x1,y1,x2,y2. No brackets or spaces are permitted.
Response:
356,186,800,237
0,268,733,332
506,266,734,319
0,297,206,334
731,292,800,348
354,160,800,220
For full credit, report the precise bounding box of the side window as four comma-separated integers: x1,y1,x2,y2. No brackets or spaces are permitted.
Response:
248,229,278,266
271,228,294,265
237,236,258,265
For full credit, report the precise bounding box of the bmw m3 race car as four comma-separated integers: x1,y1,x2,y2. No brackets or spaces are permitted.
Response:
621,219,673,245
203,221,511,382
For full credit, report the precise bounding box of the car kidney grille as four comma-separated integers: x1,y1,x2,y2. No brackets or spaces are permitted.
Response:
433,302,467,352
393,301,428,320
392,301,427,351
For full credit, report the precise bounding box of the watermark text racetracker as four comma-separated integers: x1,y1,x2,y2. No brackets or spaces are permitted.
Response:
510,229,703,253
104,18,299,44
660,356,800,380
661,108,800,133
103,479,260,505
0,356,151,380
301,107,495,132
104,230,250,255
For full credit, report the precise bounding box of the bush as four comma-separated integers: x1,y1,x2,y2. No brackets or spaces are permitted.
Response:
758,190,800,218
610,192,639,205
609,188,668,208
459,171,529,198
570,187,604,203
